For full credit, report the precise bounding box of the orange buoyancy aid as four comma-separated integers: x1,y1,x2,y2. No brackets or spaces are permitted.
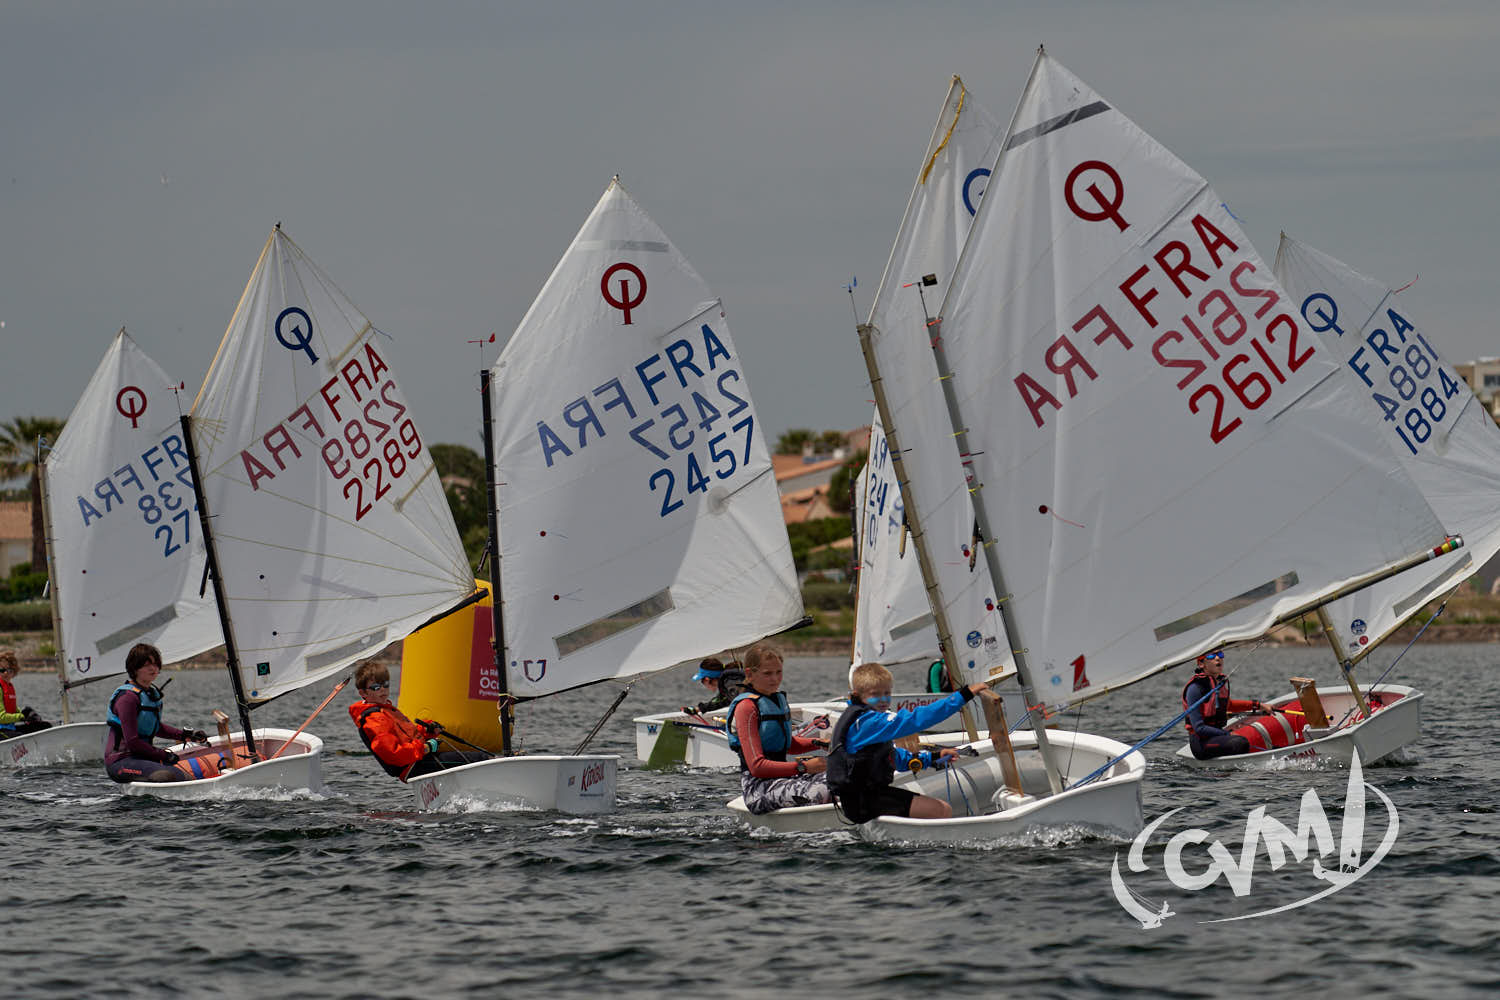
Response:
348,700,431,777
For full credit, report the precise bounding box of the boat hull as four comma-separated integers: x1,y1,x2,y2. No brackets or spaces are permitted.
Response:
405,754,618,813
120,728,325,799
634,702,843,768
1174,684,1421,768
729,730,1145,842
3,722,110,768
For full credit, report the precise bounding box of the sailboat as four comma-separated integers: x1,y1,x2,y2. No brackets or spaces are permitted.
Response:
1165,236,1500,767
403,178,805,812
4,330,222,768
740,52,1462,843
131,225,477,799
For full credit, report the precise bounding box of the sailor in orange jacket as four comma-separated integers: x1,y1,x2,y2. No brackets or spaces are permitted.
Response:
348,661,490,781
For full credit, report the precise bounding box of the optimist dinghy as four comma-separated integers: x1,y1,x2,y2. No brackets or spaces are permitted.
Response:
6,331,224,769
405,178,804,813
140,226,479,800
1174,680,1422,769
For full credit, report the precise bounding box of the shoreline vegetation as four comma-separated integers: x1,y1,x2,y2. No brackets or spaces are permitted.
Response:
4,604,1499,672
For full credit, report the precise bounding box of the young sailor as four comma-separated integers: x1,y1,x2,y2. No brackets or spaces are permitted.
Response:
726,644,830,814
827,661,985,823
1181,650,1267,760
104,643,209,783
348,661,490,780
683,656,747,715
0,648,51,735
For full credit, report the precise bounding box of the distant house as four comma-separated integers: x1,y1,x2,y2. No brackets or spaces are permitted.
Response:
1454,358,1500,423
772,426,872,526
0,501,30,576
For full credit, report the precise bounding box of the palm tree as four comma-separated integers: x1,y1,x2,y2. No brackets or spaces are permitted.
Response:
0,416,66,574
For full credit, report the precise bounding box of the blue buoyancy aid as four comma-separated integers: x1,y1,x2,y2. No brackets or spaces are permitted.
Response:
725,690,792,765
107,683,165,741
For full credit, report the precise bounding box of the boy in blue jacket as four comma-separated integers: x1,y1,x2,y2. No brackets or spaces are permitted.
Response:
827,661,987,823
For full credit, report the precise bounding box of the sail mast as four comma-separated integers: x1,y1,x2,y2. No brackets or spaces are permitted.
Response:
179,414,257,757
37,437,70,724
925,48,1065,794
855,324,978,743
480,368,514,755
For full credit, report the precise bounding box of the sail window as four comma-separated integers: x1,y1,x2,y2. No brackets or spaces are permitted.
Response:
95,605,180,655
554,589,676,657
1153,572,1299,641
889,612,936,641
1393,555,1471,621
305,629,388,672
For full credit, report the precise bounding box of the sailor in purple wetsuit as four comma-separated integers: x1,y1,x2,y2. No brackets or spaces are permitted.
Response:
103,643,207,783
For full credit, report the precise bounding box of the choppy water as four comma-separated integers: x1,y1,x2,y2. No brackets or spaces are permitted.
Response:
4,642,1498,998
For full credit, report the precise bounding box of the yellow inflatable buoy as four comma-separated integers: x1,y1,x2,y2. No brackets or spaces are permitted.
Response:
397,580,506,753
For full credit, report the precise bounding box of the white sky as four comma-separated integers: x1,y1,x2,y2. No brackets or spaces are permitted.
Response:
3,1,1498,457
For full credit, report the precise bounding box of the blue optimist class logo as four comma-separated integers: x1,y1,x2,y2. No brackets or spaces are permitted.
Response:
962,167,990,216
966,630,982,648
1110,751,1397,928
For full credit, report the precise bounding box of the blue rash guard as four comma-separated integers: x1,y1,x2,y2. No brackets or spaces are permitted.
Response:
845,688,971,770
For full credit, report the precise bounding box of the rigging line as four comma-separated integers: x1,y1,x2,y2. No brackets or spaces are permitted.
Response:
1333,586,1457,729
919,82,966,186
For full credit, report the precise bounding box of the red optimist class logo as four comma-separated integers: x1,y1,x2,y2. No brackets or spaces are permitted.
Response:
1110,751,1398,928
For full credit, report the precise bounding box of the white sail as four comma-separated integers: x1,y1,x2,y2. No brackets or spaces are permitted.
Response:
918,52,1449,708
852,413,935,668
44,330,221,682
490,179,802,698
188,228,473,702
1274,236,1500,655
857,77,1014,681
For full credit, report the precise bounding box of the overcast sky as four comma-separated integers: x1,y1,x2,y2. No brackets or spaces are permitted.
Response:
3,1,1498,461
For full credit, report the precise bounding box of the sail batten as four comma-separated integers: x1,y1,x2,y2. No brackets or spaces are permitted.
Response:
490,180,802,698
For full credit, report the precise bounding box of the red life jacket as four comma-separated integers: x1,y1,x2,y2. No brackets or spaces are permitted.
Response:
1181,669,1229,733
1,675,17,715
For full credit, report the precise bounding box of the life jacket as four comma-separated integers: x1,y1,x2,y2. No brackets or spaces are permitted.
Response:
926,661,954,694
694,666,749,714
351,701,423,778
825,701,895,812
1181,670,1230,734
106,683,165,747
725,690,792,769
0,675,16,731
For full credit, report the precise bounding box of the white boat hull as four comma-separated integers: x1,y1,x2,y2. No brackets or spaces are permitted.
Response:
634,702,843,768
1174,683,1421,768
636,690,1024,768
729,730,1145,843
405,754,618,814
3,722,110,768
120,728,325,799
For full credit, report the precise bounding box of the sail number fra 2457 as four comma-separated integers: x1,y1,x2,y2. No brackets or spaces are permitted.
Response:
531,321,758,519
